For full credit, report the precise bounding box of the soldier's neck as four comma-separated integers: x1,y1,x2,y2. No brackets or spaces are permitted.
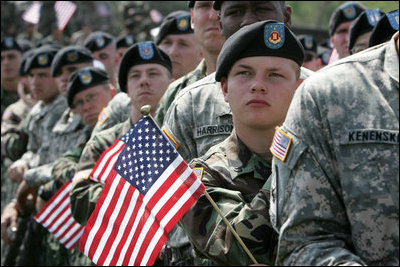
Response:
1,77,20,93
235,124,275,163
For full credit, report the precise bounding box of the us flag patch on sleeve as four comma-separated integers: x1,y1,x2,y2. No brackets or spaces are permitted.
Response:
270,126,292,162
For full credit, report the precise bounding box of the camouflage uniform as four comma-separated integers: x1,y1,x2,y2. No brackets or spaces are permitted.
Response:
269,34,399,266
27,108,93,266
155,59,207,126
1,98,31,213
15,93,68,169
90,92,131,136
1,85,19,119
180,130,277,265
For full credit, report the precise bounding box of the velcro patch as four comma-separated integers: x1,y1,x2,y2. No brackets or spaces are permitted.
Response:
270,126,292,162
97,108,109,126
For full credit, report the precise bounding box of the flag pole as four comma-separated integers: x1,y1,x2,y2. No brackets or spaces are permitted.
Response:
140,105,259,265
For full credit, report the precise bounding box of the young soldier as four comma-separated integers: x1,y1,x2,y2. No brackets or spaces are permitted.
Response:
180,20,304,266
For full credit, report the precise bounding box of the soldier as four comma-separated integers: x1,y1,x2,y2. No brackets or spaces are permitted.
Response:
369,9,399,48
70,41,172,264
162,1,305,163
3,44,66,266
269,29,398,265
180,20,304,266
298,35,321,71
328,1,367,60
348,9,383,55
156,10,203,81
84,31,118,89
154,0,225,125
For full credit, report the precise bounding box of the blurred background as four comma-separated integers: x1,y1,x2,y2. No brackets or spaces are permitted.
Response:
1,1,398,45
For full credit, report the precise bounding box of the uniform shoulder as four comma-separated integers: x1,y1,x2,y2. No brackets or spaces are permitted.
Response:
172,72,218,103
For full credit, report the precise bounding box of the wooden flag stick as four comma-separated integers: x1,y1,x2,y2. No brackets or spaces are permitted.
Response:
140,105,258,265
203,191,259,265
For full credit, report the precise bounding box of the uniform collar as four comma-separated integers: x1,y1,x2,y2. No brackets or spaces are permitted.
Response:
385,31,399,84
224,130,271,181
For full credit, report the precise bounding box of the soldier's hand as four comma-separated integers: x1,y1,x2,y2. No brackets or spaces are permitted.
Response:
1,201,18,245
7,162,27,183
15,180,37,216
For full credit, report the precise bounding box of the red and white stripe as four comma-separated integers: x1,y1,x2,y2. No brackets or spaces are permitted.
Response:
34,181,84,249
271,129,289,160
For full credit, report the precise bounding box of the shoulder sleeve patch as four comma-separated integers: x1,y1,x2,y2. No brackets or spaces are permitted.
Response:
97,108,109,126
270,126,293,162
191,167,204,181
162,127,180,150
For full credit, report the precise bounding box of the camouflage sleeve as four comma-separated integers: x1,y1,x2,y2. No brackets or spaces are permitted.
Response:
162,92,197,163
1,104,29,160
269,84,365,266
70,178,104,226
24,162,54,188
180,159,277,266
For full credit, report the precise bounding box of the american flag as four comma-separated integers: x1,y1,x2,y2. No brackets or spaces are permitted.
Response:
22,1,77,31
79,116,205,266
34,181,84,249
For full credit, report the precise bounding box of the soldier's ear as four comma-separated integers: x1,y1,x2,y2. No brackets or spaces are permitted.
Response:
220,77,229,103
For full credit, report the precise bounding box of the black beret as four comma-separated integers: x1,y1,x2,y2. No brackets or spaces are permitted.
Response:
155,11,193,45
19,49,35,76
349,9,384,52
118,41,172,92
51,45,94,77
84,31,115,52
116,35,136,49
18,39,34,53
318,49,331,66
1,37,22,52
24,45,59,73
329,2,367,36
188,1,195,8
213,1,223,10
216,20,304,82
369,9,399,47
67,67,110,108
298,35,317,53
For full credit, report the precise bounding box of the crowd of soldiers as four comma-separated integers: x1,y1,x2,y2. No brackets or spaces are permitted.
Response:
1,1,398,266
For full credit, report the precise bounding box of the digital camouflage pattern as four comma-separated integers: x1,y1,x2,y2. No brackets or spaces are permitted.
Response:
1,98,31,161
24,108,91,188
15,94,68,169
181,130,277,266
270,34,399,266
90,92,131,136
154,59,207,125
162,72,233,163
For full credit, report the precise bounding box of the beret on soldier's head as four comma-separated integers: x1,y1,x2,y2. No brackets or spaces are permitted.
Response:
155,11,193,45
19,49,35,76
118,41,172,92
24,45,59,73
51,45,94,77
116,35,136,49
215,20,304,82
84,31,115,52
213,1,223,10
298,35,317,53
1,37,22,52
369,9,399,47
188,1,195,8
329,1,367,36
348,9,384,52
67,67,110,108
